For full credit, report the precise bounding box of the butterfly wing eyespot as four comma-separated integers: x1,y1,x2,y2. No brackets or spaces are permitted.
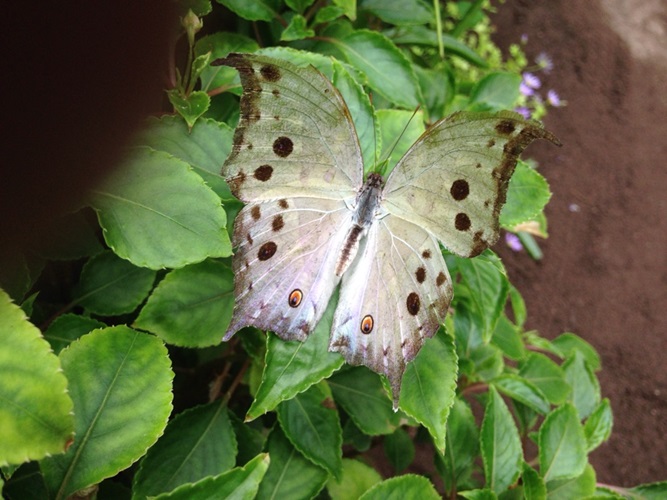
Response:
288,289,303,308
360,315,374,334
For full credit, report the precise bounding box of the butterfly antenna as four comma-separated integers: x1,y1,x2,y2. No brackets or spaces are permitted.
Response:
379,105,421,176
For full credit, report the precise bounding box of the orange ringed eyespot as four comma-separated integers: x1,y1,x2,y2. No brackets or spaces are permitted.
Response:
360,315,374,334
288,289,303,308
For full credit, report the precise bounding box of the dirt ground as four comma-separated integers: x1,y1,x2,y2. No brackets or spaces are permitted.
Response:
492,0,667,486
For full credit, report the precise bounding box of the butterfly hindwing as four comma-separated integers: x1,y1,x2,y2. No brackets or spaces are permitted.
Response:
383,111,561,257
329,214,453,405
224,197,352,341
217,53,363,203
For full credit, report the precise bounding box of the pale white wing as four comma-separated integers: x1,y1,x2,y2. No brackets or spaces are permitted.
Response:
329,214,453,407
383,111,561,257
216,53,363,202
225,197,352,341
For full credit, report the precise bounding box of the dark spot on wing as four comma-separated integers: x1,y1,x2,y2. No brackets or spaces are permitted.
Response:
272,89,280,97
455,213,471,231
436,272,447,287
258,241,277,261
360,315,374,334
406,292,420,316
260,63,281,82
415,267,426,283
273,136,294,157
495,119,516,136
274,115,280,121
246,233,253,245
422,249,431,259
471,231,488,257
487,138,496,148
289,289,303,307
278,199,289,209
251,205,261,220
272,214,284,232
476,162,482,169
450,179,469,201
254,164,273,181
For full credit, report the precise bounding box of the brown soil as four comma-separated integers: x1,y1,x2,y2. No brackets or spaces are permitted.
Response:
492,0,667,486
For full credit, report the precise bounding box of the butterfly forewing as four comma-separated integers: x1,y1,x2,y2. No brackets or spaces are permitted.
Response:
217,53,363,202
382,111,561,257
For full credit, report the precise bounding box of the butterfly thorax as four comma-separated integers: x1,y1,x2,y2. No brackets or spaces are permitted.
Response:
334,173,385,276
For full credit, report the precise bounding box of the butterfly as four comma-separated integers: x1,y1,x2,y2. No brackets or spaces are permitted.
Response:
215,53,560,408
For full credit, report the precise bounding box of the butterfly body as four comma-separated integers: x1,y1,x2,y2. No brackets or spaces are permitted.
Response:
215,53,560,407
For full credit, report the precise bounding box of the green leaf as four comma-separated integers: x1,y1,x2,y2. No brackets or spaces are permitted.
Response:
326,458,382,499
286,0,315,13
501,162,552,228
455,251,509,342
492,374,551,414
519,353,571,405
458,489,497,500
333,0,357,20
134,260,234,347
384,26,487,67
43,314,106,354
414,65,453,121
92,147,231,269
133,401,237,498
545,464,596,499
335,29,421,109
1,462,48,499
153,453,269,500
359,474,440,500
383,427,415,472
522,463,546,500
139,115,236,202
230,413,267,466
436,398,478,491
0,252,31,302
469,343,504,381
629,481,667,499
329,367,400,436
246,298,344,420
167,90,211,129
280,14,315,41
333,59,379,175
40,326,173,499
361,0,433,25
538,403,587,482
469,73,521,111
400,331,457,451
342,417,372,452
480,386,522,493
256,427,327,499
72,250,156,315
195,32,259,92
314,5,346,24
257,46,335,78
217,0,275,21
562,351,600,419
551,333,601,371
377,109,425,175
490,315,525,361
508,284,526,327
277,385,343,478
0,290,74,466
583,398,612,452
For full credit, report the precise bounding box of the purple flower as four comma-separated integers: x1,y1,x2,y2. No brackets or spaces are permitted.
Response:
515,106,531,119
505,233,523,252
547,89,562,106
522,72,541,89
520,81,535,96
536,52,553,73
521,34,529,44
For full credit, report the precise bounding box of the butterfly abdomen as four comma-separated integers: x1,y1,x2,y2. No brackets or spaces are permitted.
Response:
334,173,385,276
